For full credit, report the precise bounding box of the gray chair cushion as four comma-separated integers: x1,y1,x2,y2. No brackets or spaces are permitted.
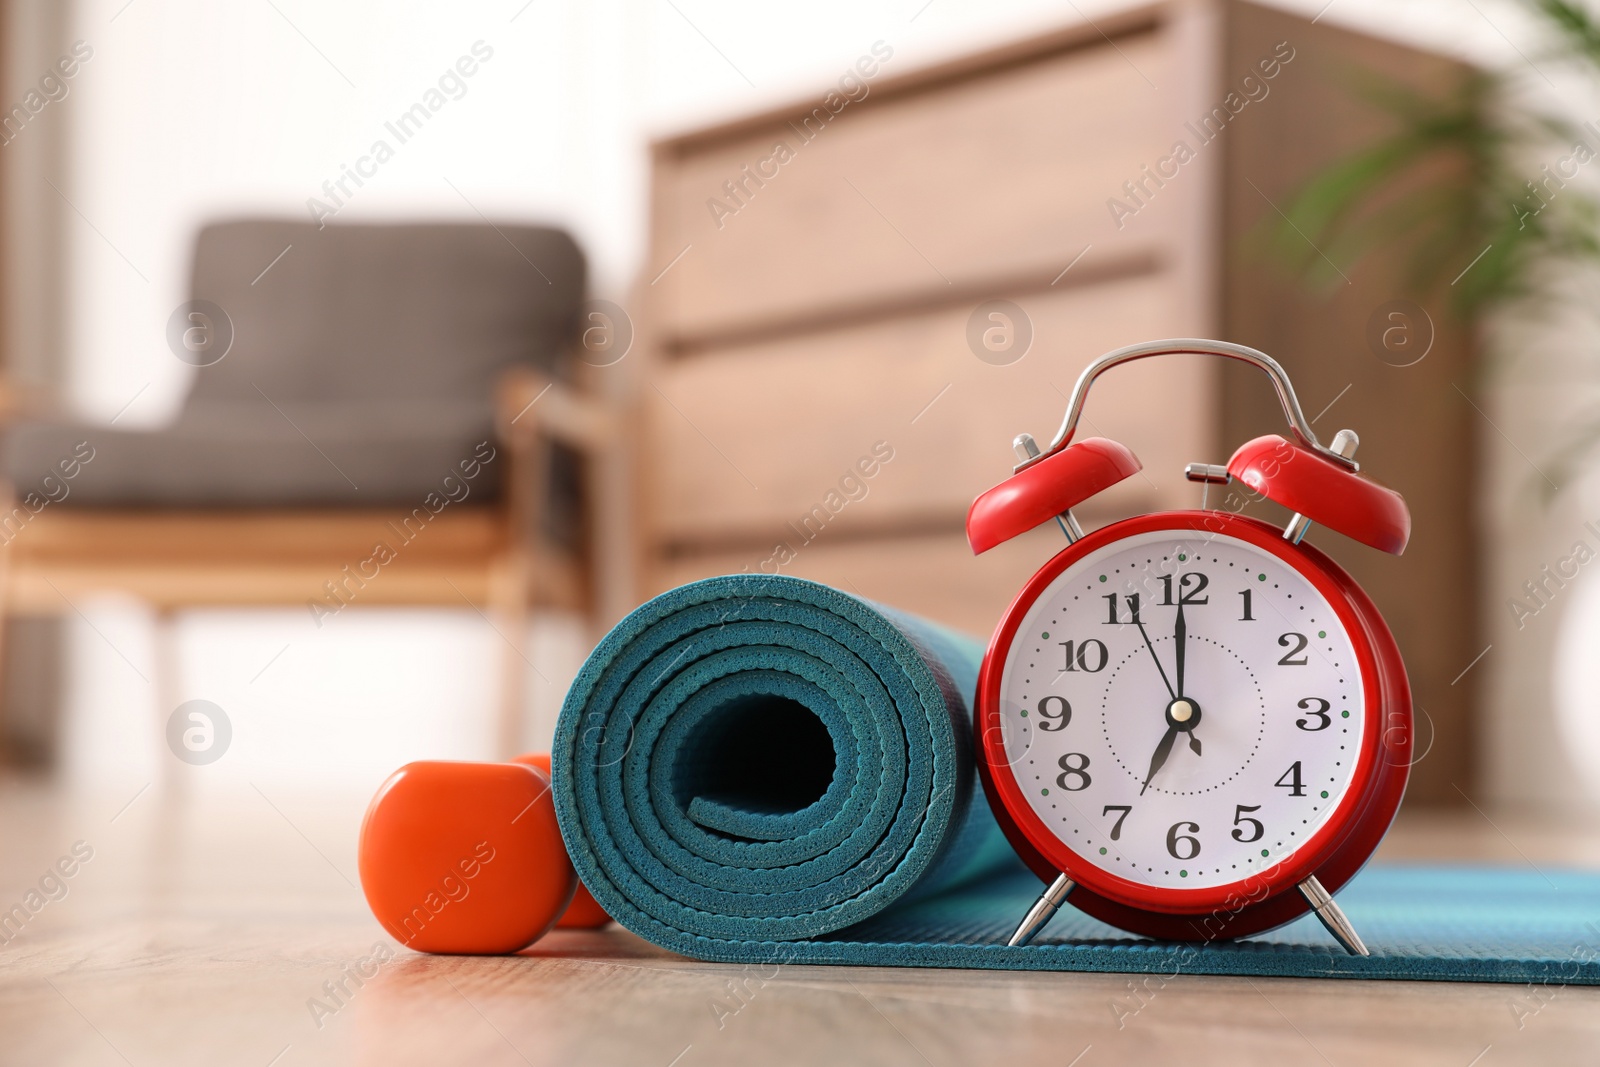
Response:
2,219,585,510
6,401,503,507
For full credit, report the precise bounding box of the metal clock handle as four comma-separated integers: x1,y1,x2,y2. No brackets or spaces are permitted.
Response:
1011,338,1359,475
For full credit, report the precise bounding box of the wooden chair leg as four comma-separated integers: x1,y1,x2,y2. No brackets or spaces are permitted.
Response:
149,608,186,904
0,522,13,767
152,607,182,798
489,554,531,760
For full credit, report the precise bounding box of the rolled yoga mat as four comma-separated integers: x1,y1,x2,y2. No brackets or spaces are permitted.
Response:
552,574,1600,984
551,573,1018,951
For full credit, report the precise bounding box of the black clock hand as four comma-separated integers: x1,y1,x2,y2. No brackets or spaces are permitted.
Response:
1140,724,1178,796
1173,601,1201,755
1132,614,1176,700
1174,600,1187,698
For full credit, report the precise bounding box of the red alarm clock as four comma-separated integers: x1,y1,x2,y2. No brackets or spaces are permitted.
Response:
968,339,1412,954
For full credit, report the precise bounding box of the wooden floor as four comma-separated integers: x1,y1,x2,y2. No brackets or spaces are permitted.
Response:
1,779,1596,1067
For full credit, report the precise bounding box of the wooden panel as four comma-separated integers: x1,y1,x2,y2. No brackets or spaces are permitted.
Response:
6,508,505,561
1217,0,1478,802
651,28,1186,342
9,564,491,612
655,524,1070,638
1,508,583,611
3,560,582,612
649,272,1212,550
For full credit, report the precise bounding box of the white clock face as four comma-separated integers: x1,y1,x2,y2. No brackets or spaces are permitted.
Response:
997,528,1366,892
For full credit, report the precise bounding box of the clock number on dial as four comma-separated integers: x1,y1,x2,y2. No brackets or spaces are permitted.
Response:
1230,804,1264,842
1294,697,1332,732
1158,573,1210,605
1036,695,1071,732
1056,753,1092,791
1102,804,1132,840
1274,761,1306,797
1059,640,1108,673
1238,588,1254,621
1166,821,1201,860
1102,593,1141,625
1277,632,1309,665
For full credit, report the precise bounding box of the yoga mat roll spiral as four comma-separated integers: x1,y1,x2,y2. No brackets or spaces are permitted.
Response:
550,574,1019,959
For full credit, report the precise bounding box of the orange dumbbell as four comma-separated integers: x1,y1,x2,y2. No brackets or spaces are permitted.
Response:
358,752,610,955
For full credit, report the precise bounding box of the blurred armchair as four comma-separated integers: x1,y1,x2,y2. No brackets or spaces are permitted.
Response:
0,219,613,756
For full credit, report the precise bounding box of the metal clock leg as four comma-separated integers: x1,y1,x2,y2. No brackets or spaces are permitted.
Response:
1007,873,1076,947
1298,874,1370,956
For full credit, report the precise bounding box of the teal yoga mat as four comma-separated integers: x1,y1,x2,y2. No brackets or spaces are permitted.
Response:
551,574,1600,984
